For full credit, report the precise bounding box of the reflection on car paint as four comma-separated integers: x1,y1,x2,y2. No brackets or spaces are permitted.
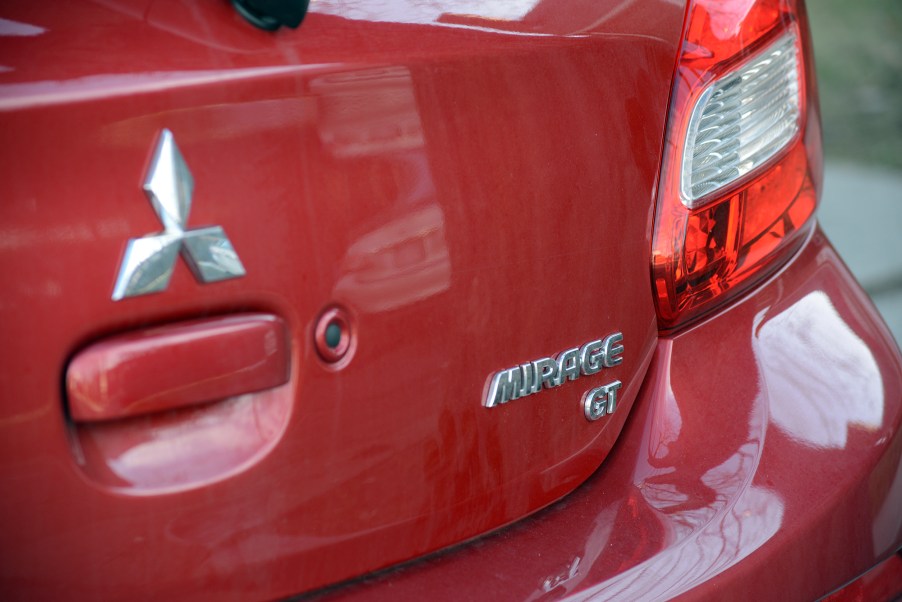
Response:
313,66,452,313
755,291,883,448
75,386,293,493
312,0,544,26
310,234,902,601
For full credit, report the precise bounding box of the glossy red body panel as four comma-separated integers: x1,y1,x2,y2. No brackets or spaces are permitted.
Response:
0,1,685,598
2,1,901,601
311,229,902,601
824,554,902,601
67,313,290,422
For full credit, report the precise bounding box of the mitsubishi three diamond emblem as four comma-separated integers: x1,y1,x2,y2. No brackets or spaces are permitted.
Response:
112,129,246,301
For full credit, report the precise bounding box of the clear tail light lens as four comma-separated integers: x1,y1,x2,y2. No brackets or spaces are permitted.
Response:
652,0,822,330
682,32,801,205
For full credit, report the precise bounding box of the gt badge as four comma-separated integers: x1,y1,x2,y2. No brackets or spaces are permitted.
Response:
583,381,623,421
112,129,245,301
484,332,623,408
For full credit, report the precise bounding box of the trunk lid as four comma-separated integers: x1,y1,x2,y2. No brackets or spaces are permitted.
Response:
0,1,685,597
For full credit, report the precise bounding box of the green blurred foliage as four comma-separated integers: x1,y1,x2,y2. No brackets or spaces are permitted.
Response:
808,0,902,167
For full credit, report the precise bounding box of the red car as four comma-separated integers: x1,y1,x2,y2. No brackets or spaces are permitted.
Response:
1,0,900,599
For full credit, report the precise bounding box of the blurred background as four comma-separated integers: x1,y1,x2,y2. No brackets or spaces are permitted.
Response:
809,0,902,342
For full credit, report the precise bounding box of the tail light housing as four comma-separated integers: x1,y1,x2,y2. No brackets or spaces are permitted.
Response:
652,0,822,330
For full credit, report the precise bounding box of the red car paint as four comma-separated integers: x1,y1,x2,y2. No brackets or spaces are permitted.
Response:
825,554,902,601
0,1,899,601
312,230,902,601
0,0,681,596
67,314,290,422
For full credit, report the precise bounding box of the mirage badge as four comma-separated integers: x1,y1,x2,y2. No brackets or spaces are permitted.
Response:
112,129,245,301
484,332,624,422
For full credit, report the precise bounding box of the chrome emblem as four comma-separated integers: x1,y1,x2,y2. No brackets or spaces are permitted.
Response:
583,381,623,421
112,129,246,301
484,332,624,412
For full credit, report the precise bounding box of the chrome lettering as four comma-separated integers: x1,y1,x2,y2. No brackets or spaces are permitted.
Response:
556,348,580,384
602,333,624,368
486,367,522,408
518,362,535,398
483,333,625,408
579,339,604,375
535,358,559,390
583,380,622,421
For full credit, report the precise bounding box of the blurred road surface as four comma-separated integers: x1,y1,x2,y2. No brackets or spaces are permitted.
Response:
819,161,902,343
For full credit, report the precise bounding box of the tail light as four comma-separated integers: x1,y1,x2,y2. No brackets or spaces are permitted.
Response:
652,0,822,330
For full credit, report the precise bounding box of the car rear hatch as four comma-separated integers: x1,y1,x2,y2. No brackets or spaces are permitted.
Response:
0,1,686,598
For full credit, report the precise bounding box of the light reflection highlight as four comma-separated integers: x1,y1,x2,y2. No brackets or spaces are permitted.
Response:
312,0,542,25
76,387,292,494
754,291,884,448
314,66,451,311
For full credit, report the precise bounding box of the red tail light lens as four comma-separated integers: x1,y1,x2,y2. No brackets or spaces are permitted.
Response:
652,0,822,330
